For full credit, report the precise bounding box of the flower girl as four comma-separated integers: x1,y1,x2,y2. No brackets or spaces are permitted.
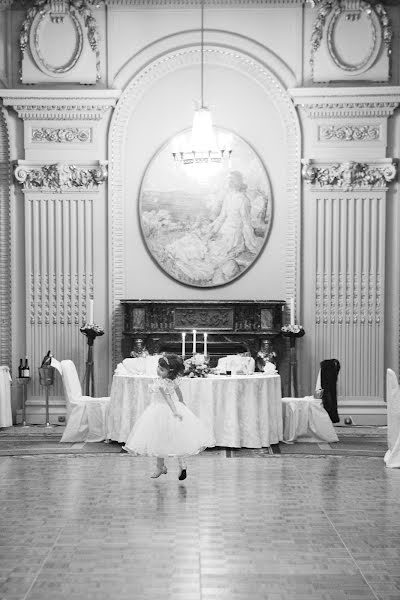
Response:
123,354,215,479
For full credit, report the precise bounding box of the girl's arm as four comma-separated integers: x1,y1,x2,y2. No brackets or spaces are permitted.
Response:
175,386,185,404
159,386,182,420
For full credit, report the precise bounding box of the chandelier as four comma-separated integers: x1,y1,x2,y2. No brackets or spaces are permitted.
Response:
172,0,232,166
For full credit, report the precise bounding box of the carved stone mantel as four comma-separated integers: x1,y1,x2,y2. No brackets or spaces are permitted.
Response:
120,300,286,367
301,159,397,191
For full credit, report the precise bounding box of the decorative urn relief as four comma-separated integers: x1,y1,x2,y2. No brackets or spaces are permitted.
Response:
310,0,392,82
20,0,100,84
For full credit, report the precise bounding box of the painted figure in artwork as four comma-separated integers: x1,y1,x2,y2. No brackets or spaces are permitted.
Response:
209,170,258,261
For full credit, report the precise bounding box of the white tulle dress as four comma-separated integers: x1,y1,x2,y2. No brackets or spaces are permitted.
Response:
123,378,215,458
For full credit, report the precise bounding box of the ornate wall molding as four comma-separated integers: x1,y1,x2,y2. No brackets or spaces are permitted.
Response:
319,124,380,142
0,91,120,121
103,0,304,6
302,159,397,191
312,193,386,402
0,108,11,368
109,43,301,367
14,161,107,192
31,127,91,143
290,87,400,119
298,102,399,119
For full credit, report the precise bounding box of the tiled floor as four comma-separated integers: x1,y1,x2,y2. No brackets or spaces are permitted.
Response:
1,451,400,600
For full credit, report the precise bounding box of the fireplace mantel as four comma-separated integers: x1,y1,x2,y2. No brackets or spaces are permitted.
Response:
120,299,285,367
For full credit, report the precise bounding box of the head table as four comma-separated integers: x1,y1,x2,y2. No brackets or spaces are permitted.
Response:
107,373,283,448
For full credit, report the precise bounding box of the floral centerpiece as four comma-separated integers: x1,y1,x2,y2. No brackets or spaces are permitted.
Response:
184,353,210,378
281,324,305,337
80,322,104,345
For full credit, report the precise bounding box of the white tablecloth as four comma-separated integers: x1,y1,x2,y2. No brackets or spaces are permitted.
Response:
107,373,283,448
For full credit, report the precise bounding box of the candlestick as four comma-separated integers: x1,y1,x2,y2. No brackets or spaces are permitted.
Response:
192,329,197,354
204,332,208,357
290,298,294,326
88,298,94,324
181,332,186,359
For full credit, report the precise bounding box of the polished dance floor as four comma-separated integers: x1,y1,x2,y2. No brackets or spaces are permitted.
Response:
1,449,400,600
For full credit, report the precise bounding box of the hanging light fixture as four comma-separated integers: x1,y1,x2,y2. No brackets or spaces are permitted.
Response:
172,0,232,166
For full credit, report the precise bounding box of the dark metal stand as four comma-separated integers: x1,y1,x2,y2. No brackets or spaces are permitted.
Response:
282,330,305,397
38,367,54,427
80,325,104,397
16,377,31,427
288,337,298,397
83,343,95,396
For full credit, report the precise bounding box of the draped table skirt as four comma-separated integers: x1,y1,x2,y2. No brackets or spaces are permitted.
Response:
107,373,283,448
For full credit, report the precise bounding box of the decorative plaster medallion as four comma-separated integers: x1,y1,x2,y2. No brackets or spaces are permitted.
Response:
31,127,91,142
301,159,397,190
319,124,380,141
14,161,107,192
29,8,84,76
20,0,101,81
310,0,392,75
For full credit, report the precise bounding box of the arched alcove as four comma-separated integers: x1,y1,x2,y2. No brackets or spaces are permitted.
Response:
108,37,301,365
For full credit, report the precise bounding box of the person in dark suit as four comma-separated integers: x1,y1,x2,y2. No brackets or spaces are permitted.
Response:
320,359,340,423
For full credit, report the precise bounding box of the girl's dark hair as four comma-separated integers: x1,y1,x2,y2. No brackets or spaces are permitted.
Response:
158,353,184,380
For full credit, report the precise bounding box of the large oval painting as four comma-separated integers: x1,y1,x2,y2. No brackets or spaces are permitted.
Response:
139,128,273,287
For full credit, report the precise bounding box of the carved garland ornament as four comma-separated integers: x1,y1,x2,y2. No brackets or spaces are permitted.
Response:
32,127,91,142
319,124,380,141
14,162,107,192
302,160,397,190
310,0,392,68
19,0,101,81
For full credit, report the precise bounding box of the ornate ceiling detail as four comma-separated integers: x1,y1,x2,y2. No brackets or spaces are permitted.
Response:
14,161,108,192
319,124,380,141
301,159,397,190
31,127,91,142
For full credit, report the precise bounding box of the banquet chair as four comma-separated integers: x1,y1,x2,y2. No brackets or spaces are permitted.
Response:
384,368,400,468
281,367,339,443
0,366,12,428
59,359,110,443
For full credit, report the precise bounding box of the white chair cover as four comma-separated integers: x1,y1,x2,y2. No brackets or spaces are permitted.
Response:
0,366,12,427
281,396,339,443
384,368,400,468
60,359,110,443
217,355,255,375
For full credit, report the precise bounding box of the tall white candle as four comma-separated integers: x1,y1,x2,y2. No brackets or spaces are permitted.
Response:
192,329,197,354
204,332,208,357
89,298,94,324
290,298,294,326
181,332,186,359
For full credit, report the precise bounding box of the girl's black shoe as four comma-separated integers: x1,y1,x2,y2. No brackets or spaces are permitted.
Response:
178,468,187,480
